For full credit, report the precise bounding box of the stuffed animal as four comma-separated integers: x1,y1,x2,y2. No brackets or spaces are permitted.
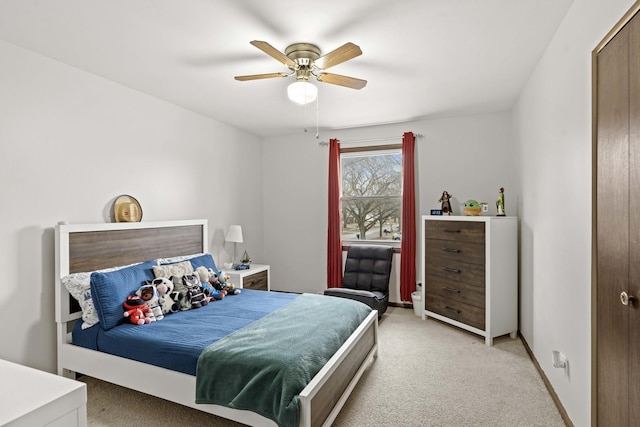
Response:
195,266,225,300
137,284,164,321
170,275,192,310
195,266,213,284
203,281,226,300
211,270,241,296
196,266,241,297
182,273,209,309
219,272,241,295
152,277,172,297
196,267,221,298
123,295,153,325
152,277,181,315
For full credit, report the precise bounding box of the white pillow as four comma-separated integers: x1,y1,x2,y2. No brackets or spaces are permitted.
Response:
62,262,143,329
155,253,205,265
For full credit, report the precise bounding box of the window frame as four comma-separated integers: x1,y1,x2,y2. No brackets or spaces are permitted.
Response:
340,143,403,246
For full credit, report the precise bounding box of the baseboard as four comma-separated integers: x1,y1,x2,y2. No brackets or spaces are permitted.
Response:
389,301,413,309
519,333,574,427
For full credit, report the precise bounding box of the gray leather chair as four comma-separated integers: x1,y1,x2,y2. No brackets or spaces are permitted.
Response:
324,245,394,318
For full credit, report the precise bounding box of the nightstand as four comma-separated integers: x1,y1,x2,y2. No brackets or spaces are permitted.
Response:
224,264,270,291
0,359,87,426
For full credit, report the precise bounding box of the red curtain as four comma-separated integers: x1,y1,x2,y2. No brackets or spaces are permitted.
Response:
327,138,343,288
400,131,416,301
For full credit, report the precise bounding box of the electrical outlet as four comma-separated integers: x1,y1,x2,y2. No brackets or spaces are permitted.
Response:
552,350,567,368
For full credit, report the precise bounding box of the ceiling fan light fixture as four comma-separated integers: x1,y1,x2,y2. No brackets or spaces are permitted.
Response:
287,81,317,105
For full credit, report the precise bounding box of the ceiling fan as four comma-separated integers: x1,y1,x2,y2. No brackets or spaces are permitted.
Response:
234,40,367,101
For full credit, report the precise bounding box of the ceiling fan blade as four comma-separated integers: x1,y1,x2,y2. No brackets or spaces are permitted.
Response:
314,42,362,70
250,40,296,68
316,72,367,89
235,72,290,81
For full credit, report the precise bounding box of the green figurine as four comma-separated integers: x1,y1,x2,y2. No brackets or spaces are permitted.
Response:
496,187,505,216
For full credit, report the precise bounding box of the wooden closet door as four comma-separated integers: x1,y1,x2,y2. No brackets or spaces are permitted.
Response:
628,14,640,423
596,20,630,426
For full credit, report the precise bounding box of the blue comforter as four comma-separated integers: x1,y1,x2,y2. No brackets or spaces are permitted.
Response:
195,293,372,427
72,289,372,426
72,289,298,375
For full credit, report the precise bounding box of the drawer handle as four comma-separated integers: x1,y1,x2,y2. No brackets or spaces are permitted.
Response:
445,306,460,315
441,247,461,253
442,287,461,293
442,267,461,274
443,229,461,233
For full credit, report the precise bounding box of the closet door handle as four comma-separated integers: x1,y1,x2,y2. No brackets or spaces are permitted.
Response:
442,267,461,274
621,291,635,306
441,248,461,253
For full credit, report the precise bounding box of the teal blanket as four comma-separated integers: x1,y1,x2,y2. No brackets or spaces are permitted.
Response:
195,293,372,427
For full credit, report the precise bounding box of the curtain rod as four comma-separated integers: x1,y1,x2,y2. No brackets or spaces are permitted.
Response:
318,133,424,147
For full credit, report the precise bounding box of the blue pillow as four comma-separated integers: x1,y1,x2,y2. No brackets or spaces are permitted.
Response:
90,260,156,330
189,253,218,273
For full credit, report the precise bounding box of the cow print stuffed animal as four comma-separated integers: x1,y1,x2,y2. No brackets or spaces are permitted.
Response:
151,277,182,315
170,275,191,310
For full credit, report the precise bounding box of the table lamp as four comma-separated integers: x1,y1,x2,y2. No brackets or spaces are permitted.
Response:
225,225,243,266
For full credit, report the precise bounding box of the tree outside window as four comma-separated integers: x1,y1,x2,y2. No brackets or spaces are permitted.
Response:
341,148,402,241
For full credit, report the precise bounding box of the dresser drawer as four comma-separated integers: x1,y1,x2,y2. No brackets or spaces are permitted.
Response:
425,256,485,286
425,238,485,265
425,293,485,331
244,270,268,290
425,276,485,309
425,220,485,243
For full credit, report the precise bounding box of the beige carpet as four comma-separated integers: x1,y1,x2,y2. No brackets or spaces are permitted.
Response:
81,307,565,426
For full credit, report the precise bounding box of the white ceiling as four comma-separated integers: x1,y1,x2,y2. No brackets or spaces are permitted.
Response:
0,0,574,137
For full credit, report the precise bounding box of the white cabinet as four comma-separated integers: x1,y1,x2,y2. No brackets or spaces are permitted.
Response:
0,359,87,426
421,215,518,345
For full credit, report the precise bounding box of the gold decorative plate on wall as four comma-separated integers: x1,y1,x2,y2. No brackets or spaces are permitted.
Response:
113,195,142,222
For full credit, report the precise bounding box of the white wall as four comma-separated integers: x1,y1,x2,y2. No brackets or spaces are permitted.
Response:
0,41,264,373
512,0,636,425
262,112,513,301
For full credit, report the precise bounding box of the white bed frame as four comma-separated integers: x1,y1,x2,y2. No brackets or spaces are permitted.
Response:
55,219,378,427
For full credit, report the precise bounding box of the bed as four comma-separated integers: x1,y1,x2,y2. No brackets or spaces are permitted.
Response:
54,219,378,427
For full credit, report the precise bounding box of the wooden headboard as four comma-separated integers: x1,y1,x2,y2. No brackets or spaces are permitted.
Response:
55,219,208,323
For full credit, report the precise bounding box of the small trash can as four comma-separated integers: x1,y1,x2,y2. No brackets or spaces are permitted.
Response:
411,291,422,317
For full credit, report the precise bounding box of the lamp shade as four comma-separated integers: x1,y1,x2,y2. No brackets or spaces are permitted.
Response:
225,225,243,243
287,81,317,105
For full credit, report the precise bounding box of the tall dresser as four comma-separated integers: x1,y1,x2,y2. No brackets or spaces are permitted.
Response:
421,215,517,345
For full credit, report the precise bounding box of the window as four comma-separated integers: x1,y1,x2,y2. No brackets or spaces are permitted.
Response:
341,145,402,241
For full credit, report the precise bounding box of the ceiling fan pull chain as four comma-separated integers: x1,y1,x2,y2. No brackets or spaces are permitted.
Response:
316,92,320,139
303,91,309,133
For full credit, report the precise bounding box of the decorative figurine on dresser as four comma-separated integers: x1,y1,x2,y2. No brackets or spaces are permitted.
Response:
420,215,517,345
496,187,506,216
438,191,453,215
